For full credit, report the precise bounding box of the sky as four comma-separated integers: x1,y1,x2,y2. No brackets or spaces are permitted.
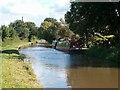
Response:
0,0,70,27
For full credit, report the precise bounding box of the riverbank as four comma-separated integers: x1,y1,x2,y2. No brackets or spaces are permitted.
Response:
85,46,119,67
1,39,43,88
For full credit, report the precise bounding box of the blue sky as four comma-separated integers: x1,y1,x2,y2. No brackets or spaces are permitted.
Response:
0,0,70,26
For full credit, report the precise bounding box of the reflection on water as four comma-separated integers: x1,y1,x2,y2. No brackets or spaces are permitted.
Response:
20,47,118,88
67,67,118,88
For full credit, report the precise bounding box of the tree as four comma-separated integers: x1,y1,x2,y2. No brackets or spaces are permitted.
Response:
1,19,40,42
1,25,9,41
8,27,17,38
65,2,120,46
38,18,74,43
24,22,37,41
38,20,55,43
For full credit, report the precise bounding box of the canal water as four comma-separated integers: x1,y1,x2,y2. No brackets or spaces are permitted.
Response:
19,46,118,88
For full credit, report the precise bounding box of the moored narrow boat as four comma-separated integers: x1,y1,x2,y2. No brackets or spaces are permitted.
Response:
52,39,87,53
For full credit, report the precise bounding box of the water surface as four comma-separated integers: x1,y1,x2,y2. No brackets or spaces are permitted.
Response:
20,47,118,88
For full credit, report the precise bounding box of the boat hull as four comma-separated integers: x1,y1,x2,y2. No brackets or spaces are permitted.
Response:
52,40,88,54
55,46,87,54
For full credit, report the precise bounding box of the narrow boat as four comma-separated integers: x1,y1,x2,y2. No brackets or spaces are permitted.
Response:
52,39,88,53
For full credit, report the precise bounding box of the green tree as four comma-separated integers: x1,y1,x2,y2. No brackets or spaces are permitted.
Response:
38,18,74,43
58,18,74,38
39,20,55,43
65,2,120,46
1,25,9,41
8,27,17,38
24,22,37,41
9,20,25,39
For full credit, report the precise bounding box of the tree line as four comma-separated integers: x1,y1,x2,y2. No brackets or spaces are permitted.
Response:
1,20,38,42
1,2,119,47
0,18,74,43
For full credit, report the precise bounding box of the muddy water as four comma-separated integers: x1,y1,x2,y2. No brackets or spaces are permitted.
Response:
19,47,118,88
67,67,118,88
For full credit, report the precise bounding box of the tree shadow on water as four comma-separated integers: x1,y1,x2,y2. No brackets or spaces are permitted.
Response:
69,54,119,68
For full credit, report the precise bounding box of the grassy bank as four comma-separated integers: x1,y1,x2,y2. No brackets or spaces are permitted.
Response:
85,46,120,67
2,54,40,88
2,38,45,50
1,38,43,88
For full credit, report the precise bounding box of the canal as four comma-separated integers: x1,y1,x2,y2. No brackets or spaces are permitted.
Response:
19,45,118,88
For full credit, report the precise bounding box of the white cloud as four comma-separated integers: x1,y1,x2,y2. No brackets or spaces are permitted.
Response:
0,0,70,26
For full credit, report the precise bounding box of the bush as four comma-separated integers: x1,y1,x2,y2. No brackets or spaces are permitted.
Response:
85,46,119,67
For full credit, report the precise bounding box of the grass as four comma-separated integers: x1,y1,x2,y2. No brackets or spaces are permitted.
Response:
2,54,40,88
2,38,44,50
1,38,43,88
0,38,1,90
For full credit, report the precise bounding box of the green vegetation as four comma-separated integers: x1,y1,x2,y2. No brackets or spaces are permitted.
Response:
1,39,42,88
85,46,119,67
0,2,120,88
2,38,43,50
2,54,40,88
0,16,73,88
38,18,74,43
0,55,1,90
0,17,74,44
1,20,38,42
65,2,120,67
65,2,120,46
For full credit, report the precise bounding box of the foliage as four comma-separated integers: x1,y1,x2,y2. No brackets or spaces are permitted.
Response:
1,19,39,42
1,17,74,43
65,2,119,65
65,2,120,46
38,17,74,43
91,33,115,46
85,46,120,67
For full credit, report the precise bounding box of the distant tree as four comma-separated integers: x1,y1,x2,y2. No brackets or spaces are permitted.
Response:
8,27,17,38
24,22,37,41
58,18,74,38
8,20,25,39
38,20,55,43
38,18,74,43
1,25,9,41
